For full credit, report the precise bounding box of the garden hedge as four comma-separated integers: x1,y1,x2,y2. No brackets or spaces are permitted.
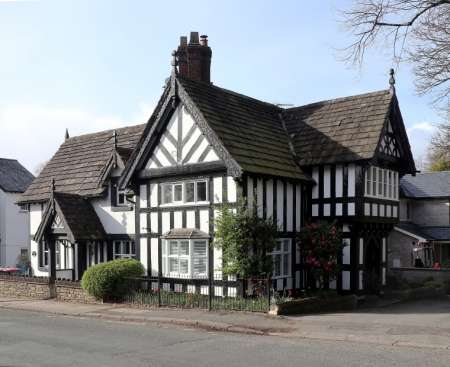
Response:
81,258,144,300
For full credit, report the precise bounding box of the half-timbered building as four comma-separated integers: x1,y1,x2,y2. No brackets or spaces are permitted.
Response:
19,32,416,295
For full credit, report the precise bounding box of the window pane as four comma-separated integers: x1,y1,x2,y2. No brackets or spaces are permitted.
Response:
169,241,178,255
193,241,207,256
162,185,173,204
174,184,183,202
131,242,136,255
378,168,383,195
179,241,189,255
196,181,207,201
274,254,281,277
388,172,392,197
179,259,189,274
283,254,289,276
185,182,195,202
118,192,125,205
193,257,206,275
123,241,130,254
283,239,290,253
372,167,377,195
274,241,281,252
114,241,121,254
169,258,179,273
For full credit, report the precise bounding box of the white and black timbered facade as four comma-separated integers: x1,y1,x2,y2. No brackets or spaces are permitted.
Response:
20,32,416,295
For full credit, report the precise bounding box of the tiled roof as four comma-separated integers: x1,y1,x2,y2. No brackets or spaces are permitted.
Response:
0,158,34,193
177,77,309,180
401,171,450,198
396,222,450,241
283,90,393,166
20,124,145,203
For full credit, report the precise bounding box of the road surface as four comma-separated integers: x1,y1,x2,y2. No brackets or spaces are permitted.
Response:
0,308,449,367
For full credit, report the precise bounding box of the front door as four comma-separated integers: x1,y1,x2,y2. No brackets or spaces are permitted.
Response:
365,237,381,293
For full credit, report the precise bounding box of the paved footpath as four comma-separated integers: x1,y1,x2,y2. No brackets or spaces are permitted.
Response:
1,296,450,350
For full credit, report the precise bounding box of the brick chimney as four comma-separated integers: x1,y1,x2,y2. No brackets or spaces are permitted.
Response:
176,32,212,83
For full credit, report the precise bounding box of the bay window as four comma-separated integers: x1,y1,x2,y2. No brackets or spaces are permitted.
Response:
271,239,291,278
162,238,208,278
161,180,209,205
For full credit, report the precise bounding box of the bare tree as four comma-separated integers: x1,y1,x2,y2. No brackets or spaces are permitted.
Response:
341,0,450,109
427,120,450,170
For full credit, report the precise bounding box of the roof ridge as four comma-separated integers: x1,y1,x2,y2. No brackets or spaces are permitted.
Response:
285,89,391,111
0,157,19,161
65,123,146,142
176,76,282,111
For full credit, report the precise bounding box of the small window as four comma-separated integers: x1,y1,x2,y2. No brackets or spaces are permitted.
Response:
117,190,127,206
160,180,209,205
113,240,136,259
271,239,291,278
19,203,29,212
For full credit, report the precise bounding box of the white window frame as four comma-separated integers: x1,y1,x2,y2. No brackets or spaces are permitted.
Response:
160,179,209,206
365,166,399,201
162,239,209,278
113,240,136,259
271,239,291,278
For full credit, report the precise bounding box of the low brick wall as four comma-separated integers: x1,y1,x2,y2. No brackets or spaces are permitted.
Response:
270,295,357,316
390,267,450,284
0,274,51,299
0,275,99,304
55,280,99,304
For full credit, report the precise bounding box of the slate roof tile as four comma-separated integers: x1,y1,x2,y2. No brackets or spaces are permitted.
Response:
0,158,34,193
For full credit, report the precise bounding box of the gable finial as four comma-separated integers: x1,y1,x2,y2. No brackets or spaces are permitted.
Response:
113,129,117,149
171,50,178,76
65,128,69,140
389,68,396,94
51,178,56,193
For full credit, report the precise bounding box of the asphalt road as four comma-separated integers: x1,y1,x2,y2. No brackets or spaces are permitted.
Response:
1,309,449,367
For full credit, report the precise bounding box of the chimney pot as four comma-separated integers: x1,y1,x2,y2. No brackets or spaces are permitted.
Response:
200,35,208,46
180,36,188,47
189,31,200,44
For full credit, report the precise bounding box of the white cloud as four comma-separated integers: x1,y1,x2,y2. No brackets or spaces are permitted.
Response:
0,103,153,174
407,121,437,134
406,122,437,168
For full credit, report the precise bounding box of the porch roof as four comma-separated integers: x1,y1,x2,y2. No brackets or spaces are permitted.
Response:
34,192,106,243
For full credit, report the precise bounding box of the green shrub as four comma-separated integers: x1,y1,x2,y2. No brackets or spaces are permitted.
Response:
81,259,144,300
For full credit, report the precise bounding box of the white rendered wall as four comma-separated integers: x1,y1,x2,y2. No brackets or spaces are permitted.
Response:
29,203,48,276
0,191,30,267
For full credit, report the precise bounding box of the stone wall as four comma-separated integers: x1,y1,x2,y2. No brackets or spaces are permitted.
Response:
55,280,99,304
0,275,51,299
0,275,99,304
390,267,450,285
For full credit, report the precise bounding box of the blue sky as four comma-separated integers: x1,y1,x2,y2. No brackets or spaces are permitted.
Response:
0,0,441,173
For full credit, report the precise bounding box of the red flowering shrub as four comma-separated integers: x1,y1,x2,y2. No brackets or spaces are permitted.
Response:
297,222,343,289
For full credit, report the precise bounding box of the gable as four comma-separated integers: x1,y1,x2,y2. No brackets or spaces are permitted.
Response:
145,104,221,169
378,120,401,158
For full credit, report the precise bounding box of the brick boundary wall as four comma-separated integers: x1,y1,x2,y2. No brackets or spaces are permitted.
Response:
0,274,99,304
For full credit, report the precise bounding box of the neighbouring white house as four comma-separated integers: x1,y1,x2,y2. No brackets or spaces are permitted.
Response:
0,158,34,268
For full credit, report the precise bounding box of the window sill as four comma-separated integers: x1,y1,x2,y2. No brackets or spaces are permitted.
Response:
111,206,134,212
159,201,210,208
